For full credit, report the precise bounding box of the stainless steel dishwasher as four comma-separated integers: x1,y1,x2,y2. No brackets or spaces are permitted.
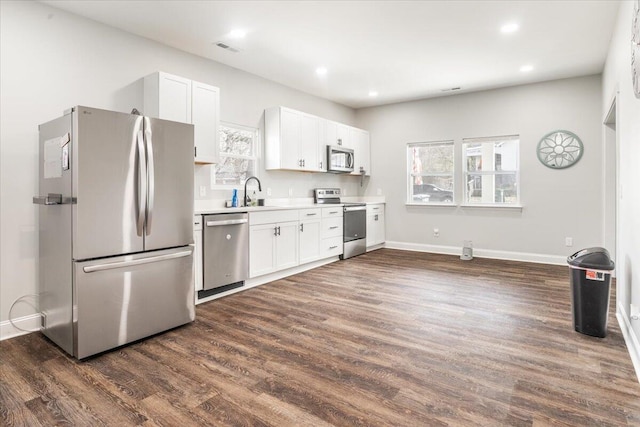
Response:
202,212,249,296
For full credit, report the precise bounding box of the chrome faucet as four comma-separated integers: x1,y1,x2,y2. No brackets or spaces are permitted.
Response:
244,176,262,207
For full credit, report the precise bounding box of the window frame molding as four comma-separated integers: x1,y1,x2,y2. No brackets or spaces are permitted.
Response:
210,121,261,190
461,134,521,207
406,140,455,205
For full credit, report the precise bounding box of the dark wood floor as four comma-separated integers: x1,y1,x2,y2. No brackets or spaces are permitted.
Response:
2,249,639,426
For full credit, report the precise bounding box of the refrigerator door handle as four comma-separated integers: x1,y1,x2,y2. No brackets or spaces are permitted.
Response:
136,129,147,236
144,117,155,236
82,249,192,273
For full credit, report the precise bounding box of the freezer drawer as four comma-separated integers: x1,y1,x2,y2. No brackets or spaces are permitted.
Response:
73,247,195,359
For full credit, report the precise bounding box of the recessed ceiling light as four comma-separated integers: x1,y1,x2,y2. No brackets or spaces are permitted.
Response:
368,91,378,97
501,23,519,33
520,64,534,72
228,29,247,39
316,67,328,76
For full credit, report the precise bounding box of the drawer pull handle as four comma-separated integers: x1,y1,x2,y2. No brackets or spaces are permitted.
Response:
329,226,339,230
329,245,338,249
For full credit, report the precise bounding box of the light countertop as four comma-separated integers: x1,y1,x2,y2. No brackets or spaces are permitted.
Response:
194,197,385,215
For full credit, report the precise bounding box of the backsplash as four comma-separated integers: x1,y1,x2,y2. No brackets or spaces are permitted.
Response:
194,163,369,203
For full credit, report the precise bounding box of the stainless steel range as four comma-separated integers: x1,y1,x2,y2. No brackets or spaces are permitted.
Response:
314,188,367,259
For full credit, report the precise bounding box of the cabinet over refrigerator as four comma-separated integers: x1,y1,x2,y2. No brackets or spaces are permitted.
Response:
33,106,195,359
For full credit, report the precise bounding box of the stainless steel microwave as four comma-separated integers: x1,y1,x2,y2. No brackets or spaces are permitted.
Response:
327,145,354,173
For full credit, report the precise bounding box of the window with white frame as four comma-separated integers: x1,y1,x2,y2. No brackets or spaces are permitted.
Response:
407,141,454,204
211,123,259,188
462,135,520,205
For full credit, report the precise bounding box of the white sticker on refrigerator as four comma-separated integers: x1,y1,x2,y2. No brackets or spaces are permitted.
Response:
44,137,62,179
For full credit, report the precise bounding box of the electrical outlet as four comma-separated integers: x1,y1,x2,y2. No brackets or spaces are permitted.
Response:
377,188,382,196
267,188,272,196
288,188,293,197
433,228,440,237
565,237,573,247
199,186,206,197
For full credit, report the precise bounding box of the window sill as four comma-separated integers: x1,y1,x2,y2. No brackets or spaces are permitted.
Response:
460,204,524,211
405,202,458,207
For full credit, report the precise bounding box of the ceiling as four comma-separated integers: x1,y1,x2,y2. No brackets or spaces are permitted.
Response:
41,0,620,109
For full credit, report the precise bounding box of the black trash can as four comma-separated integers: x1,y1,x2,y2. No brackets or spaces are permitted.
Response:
567,247,615,337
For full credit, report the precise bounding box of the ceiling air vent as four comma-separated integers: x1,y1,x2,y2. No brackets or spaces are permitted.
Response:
215,42,240,53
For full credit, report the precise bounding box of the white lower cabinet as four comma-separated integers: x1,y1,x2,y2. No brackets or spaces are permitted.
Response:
299,208,321,264
249,210,300,278
275,221,299,270
249,207,345,278
366,204,385,249
249,221,299,278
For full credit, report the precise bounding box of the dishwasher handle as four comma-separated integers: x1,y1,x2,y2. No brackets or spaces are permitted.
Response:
344,205,366,212
206,218,248,227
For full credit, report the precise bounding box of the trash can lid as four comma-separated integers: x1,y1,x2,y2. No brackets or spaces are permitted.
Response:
567,247,615,270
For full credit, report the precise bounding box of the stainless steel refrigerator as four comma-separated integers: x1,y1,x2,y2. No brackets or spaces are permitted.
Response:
34,106,195,359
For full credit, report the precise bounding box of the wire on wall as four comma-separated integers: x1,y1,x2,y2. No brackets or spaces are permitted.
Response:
8,294,41,332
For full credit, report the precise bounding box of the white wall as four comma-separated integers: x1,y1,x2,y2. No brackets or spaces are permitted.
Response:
0,0,361,335
602,0,640,374
356,75,603,262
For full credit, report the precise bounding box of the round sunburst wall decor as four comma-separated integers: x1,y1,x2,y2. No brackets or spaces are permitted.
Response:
537,130,584,169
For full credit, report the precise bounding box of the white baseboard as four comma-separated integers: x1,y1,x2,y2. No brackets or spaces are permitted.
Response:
366,243,385,252
0,313,41,341
385,241,567,265
196,256,340,305
617,302,640,383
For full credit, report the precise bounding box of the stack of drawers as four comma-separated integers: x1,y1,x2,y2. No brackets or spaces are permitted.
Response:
321,206,343,257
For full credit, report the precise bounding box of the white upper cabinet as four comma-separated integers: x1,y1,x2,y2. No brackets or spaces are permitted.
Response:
191,81,220,164
300,113,320,170
144,71,219,164
350,127,371,176
265,106,370,175
324,120,370,176
324,119,351,148
265,107,322,172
